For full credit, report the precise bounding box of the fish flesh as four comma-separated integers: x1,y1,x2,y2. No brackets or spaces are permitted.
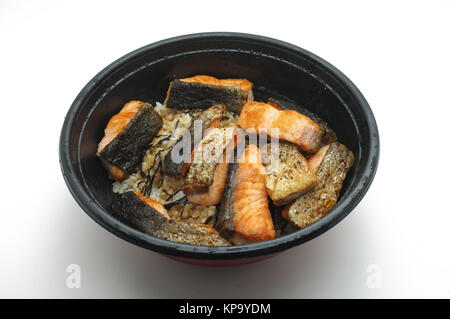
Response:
216,145,275,244
164,75,253,113
268,97,337,145
134,191,171,219
111,191,230,246
163,104,225,177
97,101,162,180
184,127,236,194
283,142,354,228
185,128,243,206
186,160,229,207
237,102,323,153
262,141,318,206
307,144,330,172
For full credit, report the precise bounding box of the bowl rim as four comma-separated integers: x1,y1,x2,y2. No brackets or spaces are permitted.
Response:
59,32,380,260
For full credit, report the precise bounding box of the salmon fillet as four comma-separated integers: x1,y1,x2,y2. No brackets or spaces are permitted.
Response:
233,145,275,242
262,142,318,205
216,145,275,244
97,101,143,154
97,101,162,180
283,142,354,228
186,160,229,207
267,97,337,145
111,192,230,246
164,75,253,113
135,192,171,219
184,127,235,193
180,75,253,92
237,102,323,153
308,144,330,172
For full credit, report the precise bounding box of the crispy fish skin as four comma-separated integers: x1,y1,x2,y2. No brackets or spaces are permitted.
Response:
268,97,337,145
164,76,253,113
283,142,354,228
99,103,162,175
262,142,318,206
111,192,230,246
164,105,225,177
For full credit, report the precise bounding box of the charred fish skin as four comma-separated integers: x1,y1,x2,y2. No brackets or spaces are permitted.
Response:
268,97,337,145
111,191,167,227
165,79,247,113
111,192,230,247
99,103,163,174
285,142,354,228
163,105,225,177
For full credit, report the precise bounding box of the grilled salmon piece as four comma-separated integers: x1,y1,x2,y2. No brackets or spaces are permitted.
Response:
111,192,230,246
216,145,275,244
262,142,318,206
237,102,323,153
97,101,162,180
134,192,171,219
268,97,337,145
164,75,253,113
186,160,229,207
283,142,354,228
163,105,225,177
185,128,243,206
308,144,330,172
184,127,236,193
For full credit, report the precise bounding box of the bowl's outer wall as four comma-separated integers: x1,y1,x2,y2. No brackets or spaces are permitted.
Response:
60,33,379,260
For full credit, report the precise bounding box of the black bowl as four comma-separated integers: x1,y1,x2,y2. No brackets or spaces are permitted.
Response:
59,32,379,264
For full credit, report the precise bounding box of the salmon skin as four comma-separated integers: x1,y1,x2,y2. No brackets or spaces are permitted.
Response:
216,145,275,244
98,101,162,179
262,141,318,206
268,97,337,145
111,192,230,246
163,104,225,177
237,102,324,153
164,75,253,113
283,142,354,228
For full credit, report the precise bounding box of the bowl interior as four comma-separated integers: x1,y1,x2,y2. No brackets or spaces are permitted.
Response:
63,34,377,259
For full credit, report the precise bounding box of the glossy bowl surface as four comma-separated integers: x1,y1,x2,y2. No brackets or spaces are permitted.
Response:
59,32,379,263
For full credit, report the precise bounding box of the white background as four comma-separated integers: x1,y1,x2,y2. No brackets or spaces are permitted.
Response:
1,0,449,298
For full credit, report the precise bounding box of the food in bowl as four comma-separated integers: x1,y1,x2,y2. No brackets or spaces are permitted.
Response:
97,75,354,247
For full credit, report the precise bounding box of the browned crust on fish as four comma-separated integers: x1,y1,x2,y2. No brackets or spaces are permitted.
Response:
284,142,354,228
111,192,230,246
183,127,236,194
163,105,225,177
262,142,318,206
